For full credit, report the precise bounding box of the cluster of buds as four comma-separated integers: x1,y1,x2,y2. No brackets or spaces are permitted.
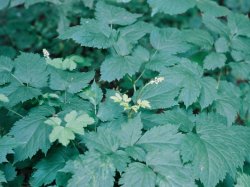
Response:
148,77,165,85
110,93,151,113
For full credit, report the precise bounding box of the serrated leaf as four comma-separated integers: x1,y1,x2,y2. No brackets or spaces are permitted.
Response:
182,29,214,50
0,56,14,85
236,173,250,187
119,162,156,187
9,115,51,161
95,1,141,26
59,19,116,49
181,123,250,187
197,0,229,17
62,152,115,187
199,77,218,109
134,81,179,109
101,46,146,82
0,136,17,163
82,128,120,154
215,37,229,53
79,81,103,106
137,125,183,152
147,0,196,16
146,149,195,187
118,114,142,147
162,60,203,107
202,15,230,36
228,13,250,37
49,69,94,94
203,52,227,70
0,163,16,182
30,147,77,187
14,53,48,88
150,28,191,54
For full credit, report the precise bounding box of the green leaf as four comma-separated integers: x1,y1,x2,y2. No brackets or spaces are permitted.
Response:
150,28,191,54
0,136,17,163
59,19,116,49
134,81,179,109
146,149,195,187
147,0,196,16
100,46,146,82
0,170,6,184
181,123,250,187
118,114,142,148
145,52,181,72
215,81,241,125
62,151,116,187
137,125,183,152
236,173,250,187
0,56,14,85
203,52,227,70
0,163,16,182
49,69,94,94
9,115,51,161
228,13,250,37
14,53,48,88
215,37,229,53
95,1,141,26
202,15,230,36
97,90,123,122
83,128,120,154
197,0,229,17
30,147,77,187
119,162,156,187
199,77,218,109
162,60,203,107
101,47,147,82
182,29,214,50
79,81,103,106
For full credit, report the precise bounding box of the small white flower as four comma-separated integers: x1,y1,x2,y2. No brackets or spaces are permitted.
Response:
43,49,50,59
148,77,165,85
137,99,151,109
122,94,132,103
110,93,122,102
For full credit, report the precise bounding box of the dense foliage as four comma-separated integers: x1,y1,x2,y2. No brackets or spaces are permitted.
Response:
0,0,250,186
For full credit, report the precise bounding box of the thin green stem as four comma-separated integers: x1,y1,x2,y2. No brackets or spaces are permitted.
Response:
8,109,24,118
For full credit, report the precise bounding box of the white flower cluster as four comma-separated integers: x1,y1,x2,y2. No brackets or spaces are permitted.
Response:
148,77,165,85
110,93,151,113
43,49,50,59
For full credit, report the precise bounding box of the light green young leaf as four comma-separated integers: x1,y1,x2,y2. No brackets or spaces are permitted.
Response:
147,0,196,16
203,52,227,70
49,126,75,147
120,162,156,187
181,123,250,187
95,1,141,26
0,136,17,163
